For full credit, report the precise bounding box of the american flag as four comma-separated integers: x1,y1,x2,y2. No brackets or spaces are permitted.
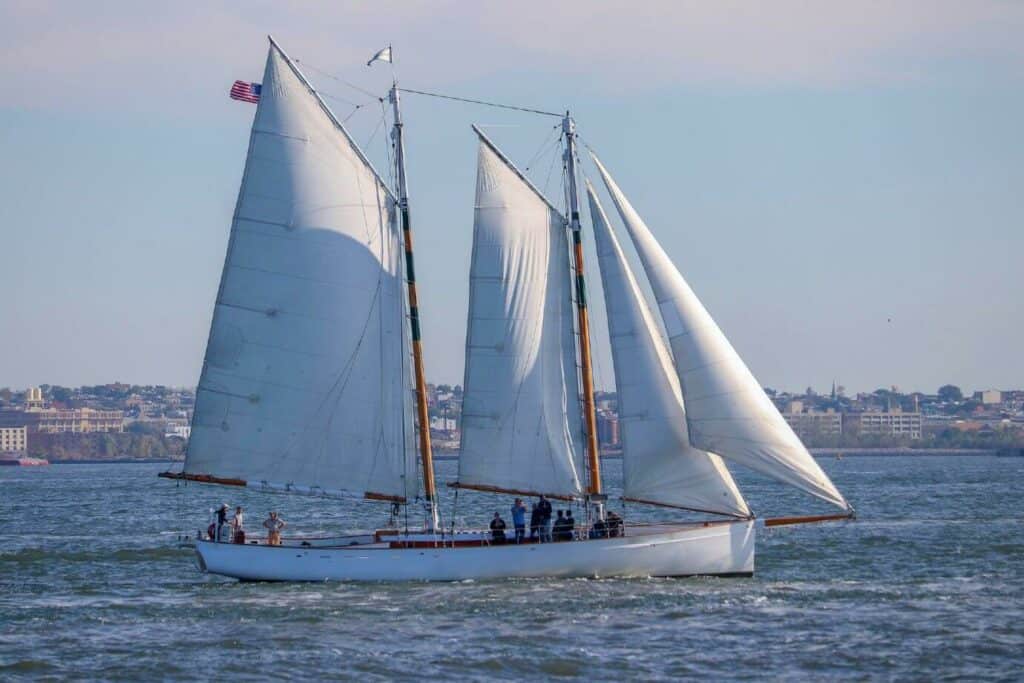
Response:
229,80,261,104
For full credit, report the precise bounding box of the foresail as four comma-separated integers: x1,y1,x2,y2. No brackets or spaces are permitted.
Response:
592,155,849,511
184,39,417,501
587,182,749,517
457,129,586,499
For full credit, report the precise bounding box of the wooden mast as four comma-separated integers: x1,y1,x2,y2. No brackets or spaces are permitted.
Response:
563,113,602,497
390,82,439,530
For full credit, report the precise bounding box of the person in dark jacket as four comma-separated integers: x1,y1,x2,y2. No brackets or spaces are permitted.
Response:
490,512,507,544
606,510,624,538
552,510,567,541
214,503,229,542
563,510,576,541
537,495,553,542
529,503,541,541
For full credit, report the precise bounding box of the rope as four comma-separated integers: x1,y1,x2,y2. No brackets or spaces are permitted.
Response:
294,59,382,100
398,87,562,118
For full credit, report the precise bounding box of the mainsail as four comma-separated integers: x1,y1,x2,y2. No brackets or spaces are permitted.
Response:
456,128,586,499
184,39,417,501
591,155,849,511
587,183,750,517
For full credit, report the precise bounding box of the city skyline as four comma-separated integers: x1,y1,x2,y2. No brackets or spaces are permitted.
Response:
2,2,1022,394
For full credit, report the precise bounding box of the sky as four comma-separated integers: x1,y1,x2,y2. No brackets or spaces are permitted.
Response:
1,1,1022,395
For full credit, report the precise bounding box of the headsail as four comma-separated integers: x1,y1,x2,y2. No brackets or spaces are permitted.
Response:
591,155,849,511
456,128,586,499
587,182,749,517
183,38,417,501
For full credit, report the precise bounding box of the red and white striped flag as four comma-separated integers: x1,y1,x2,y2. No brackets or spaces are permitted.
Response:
229,80,261,104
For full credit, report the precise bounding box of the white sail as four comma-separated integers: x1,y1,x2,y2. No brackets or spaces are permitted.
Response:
587,182,749,517
592,155,849,511
457,128,586,499
185,39,417,501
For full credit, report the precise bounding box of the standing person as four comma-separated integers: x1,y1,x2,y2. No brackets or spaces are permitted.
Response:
263,511,286,546
529,502,541,541
511,498,527,544
214,503,229,542
537,495,553,543
564,509,576,541
489,511,507,545
231,506,245,544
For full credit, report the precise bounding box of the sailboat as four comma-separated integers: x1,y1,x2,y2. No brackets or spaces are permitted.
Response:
160,37,852,582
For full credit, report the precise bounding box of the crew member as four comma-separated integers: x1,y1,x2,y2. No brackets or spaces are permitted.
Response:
511,498,527,544
263,511,286,546
490,511,507,545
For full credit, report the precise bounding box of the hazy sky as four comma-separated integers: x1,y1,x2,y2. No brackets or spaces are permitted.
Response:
1,1,1021,395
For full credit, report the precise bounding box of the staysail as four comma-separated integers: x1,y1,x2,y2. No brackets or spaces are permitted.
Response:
456,127,586,499
592,155,849,511
587,182,750,517
183,38,417,501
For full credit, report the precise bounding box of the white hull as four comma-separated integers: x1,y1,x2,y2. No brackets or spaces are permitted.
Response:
194,520,756,582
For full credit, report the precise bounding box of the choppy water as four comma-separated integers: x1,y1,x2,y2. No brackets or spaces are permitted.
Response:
1,456,1022,681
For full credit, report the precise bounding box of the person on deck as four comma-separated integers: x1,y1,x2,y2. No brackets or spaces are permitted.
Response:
563,510,576,541
263,511,286,546
231,506,245,544
606,510,624,538
511,498,527,544
490,511,507,545
552,510,567,541
529,502,541,541
538,495,553,542
214,503,229,542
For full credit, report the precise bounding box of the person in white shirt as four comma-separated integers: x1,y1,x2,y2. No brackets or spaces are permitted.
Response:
231,506,245,543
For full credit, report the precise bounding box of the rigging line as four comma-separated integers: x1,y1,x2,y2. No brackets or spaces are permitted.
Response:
364,109,387,152
342,104,365,124
524,124,562,172
398,87,562,117
541,133,563,199
293,58,383,100
317,90,363,108
381,99,395,188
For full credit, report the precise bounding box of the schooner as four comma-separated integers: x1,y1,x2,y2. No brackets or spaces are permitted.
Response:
161,38,852,581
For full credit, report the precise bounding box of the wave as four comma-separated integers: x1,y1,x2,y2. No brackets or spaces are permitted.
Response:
0,546,188,565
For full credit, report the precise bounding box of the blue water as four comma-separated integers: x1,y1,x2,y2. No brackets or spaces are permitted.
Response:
1,456,1022,680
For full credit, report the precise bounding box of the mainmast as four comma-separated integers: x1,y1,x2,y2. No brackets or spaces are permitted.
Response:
563,113,603,502
390,82,439,530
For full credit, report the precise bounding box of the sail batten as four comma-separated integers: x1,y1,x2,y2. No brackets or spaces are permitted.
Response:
457,132,586,499
183,39,416,501
587,182,750,517
591,154,849,511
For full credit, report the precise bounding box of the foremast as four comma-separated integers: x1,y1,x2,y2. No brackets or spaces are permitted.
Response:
563,113,603,505
390,82,439,530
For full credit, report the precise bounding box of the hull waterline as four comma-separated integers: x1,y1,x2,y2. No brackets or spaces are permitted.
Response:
194,520,756,582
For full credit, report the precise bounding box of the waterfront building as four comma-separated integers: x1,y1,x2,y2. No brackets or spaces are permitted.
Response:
429,416,457,432
847,409,922,439
979,389,1003,405
596,410,620,447
25,387,44,410
782,407,843,438
0,408,124,434
0,425,27,453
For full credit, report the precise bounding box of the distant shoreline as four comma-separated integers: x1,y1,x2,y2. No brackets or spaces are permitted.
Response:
31,448,1018,466
47,458,182,465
